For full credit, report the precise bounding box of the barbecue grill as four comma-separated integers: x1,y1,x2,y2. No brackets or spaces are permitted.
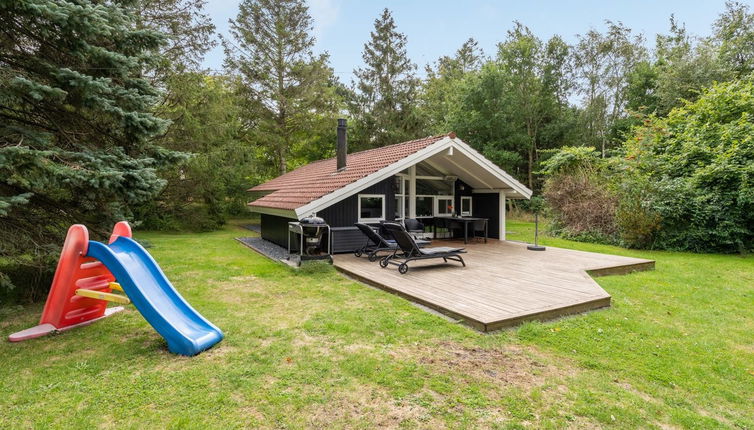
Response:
288,216,332,266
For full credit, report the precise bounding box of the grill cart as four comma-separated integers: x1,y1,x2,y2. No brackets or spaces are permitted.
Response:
287,216,333,266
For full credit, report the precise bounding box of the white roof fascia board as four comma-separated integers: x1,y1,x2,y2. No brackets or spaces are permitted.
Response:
247,205,298,219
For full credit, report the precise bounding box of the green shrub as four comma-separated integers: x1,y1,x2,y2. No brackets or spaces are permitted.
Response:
137,202,225,232
612,174,662,249
621,77,754,252
544,78,754,253
615,196,662,249
539,146,603,176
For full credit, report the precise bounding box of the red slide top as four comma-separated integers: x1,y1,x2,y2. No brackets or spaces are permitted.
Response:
39,222,132,329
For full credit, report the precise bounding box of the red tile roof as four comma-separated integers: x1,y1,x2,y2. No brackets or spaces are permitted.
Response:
248,133,452,211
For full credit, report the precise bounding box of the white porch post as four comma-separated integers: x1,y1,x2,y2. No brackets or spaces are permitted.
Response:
498,190,506,241
408,165,417,219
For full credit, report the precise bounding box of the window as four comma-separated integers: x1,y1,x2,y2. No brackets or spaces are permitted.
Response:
358,194,385,222
460,196,472,216
393,171,456,219
436,197,453,216
416,196,434,217
416,179,451,195
394,176,406,220
394,196,402,219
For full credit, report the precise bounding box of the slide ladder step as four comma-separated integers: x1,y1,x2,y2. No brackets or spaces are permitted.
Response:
74,289,131,304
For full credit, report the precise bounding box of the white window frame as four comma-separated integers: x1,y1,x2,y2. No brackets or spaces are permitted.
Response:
357,194,385,223
414,195,436,218
460,196,472,216
394,177,406,221
435,196,454,217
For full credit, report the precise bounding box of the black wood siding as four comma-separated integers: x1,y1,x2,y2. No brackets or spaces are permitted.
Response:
260,214,293,248
259,177,396,254
258,177,506,255
317,177,396,227
454,179,473,213
472,193,500,239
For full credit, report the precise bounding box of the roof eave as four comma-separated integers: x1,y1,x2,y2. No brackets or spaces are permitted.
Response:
450,137,533,199
247,204,297,219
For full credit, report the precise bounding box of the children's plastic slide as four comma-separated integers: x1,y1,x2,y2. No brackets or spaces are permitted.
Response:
8,222,223,356
86,236,223,356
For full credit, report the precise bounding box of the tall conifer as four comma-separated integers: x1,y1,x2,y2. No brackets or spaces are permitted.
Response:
350,9,423,149
0,0,182,294
223,0,337,175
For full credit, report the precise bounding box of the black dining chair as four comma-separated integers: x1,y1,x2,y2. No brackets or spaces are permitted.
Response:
434,217,449,239
471,219,487,243
446,219,464,240
403,218,425,237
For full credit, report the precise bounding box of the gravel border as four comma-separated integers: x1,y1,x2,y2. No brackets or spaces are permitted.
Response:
241,224,261,233
236,237,288,262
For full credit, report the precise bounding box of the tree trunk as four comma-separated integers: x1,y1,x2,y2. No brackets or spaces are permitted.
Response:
278,147,286,175
528,148,534,190
277,41,287,175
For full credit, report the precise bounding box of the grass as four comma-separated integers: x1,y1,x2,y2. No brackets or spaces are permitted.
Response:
0,219,752,429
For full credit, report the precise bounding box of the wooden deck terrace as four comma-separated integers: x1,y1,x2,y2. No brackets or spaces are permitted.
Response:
332,240,654,332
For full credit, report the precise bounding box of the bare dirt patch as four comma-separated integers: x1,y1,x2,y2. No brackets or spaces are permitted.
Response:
616,381,656,403
211,275,258,294
697,408,737,428
396,341,575,390
304,385,441,429
383,340,604,428
230,392,271,428
289,330,376,358
209,275,265,310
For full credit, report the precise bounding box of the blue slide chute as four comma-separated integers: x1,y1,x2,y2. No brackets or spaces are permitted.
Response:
86,237,223,356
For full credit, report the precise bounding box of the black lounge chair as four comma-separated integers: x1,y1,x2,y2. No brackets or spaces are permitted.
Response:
353,223,429,262
380,223,466,274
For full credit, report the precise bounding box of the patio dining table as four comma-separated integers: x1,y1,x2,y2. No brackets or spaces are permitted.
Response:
433,216,488,244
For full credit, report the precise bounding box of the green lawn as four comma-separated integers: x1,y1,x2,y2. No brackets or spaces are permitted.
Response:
0,220,752,429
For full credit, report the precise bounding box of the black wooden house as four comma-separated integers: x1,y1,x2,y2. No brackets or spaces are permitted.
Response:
248,121,531,253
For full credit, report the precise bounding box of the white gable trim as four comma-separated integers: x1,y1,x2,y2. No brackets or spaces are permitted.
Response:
294,136,532,218
450,137,532,199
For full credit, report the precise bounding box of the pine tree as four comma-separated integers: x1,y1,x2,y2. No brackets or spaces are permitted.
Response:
454,38,485,74
0,0,182,297
351,9,424,149
131,0,217,79
223,0,337,175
